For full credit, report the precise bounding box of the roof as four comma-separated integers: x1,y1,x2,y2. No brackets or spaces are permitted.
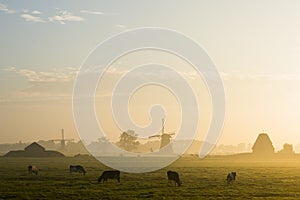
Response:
3,142,65,157
252,133,274,154
24,142,46,152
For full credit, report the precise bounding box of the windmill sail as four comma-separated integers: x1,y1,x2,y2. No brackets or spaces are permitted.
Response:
148,118,175,151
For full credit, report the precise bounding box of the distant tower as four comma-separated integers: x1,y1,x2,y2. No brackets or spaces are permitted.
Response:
61,129,65,150
50,129,74,151
252,133,275,156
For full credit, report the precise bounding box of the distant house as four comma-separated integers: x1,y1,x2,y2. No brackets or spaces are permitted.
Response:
3,142,65,157
252,133,275,156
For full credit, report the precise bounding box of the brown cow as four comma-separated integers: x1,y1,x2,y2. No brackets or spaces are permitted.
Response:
98,170,120,183
70,165,86,175
167,171,181,186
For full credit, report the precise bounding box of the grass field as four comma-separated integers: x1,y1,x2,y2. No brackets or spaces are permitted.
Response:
1,156,300,199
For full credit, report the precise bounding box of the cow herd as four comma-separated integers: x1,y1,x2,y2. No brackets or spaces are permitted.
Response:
27,165,237,186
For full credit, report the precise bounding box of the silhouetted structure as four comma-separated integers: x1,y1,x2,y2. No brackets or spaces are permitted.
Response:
252,133,275,156
149,118,175,153
50,129,74,150
3,142,65,157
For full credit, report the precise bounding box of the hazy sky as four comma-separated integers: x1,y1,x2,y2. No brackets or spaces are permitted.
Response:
1,1,300,150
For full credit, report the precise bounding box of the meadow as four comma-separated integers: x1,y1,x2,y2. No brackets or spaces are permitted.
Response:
1,156,300,199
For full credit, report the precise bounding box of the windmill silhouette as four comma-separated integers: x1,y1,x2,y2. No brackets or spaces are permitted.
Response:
149,118,175,150
50,129,74,150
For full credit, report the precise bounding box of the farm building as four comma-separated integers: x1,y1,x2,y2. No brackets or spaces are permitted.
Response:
252,133,275,156
3,142,65,157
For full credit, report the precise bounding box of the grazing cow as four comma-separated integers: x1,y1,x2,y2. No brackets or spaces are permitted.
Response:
167,171,181,187
28,165,38,175
227,172,236,184
69,165,86,175
98,170,120,183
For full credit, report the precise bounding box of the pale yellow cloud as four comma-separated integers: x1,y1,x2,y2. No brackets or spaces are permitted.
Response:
49,11,84,24
0,3,16,14
21,14,45,23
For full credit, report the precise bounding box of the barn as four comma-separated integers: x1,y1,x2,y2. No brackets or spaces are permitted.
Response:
4,142,65,157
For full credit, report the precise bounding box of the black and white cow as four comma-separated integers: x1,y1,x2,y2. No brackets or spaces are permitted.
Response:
227,172,236,184
28,165,38,175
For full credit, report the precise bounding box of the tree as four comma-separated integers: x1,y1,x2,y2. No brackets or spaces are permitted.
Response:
117,130,140,152
278,143,294,155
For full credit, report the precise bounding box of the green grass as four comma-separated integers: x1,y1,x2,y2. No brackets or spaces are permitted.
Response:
1,156,300,199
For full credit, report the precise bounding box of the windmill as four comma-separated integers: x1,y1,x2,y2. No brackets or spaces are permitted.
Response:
149,118,175,149
50,129,74,150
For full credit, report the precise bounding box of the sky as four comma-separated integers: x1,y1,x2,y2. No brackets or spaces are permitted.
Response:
1,0,300,151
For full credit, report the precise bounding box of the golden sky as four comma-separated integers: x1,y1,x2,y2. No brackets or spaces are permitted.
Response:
1,1,300,151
